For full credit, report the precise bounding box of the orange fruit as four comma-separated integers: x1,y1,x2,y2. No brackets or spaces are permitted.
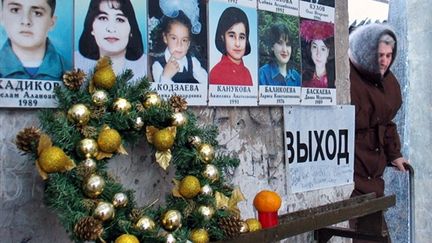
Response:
253,190,282,212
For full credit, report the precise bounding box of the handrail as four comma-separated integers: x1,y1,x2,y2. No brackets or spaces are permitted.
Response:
216,193,395,243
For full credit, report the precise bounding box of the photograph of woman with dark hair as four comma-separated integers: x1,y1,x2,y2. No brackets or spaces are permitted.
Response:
74,0,147,79
300,19,335,88
259,23,301,87
209,6,253,86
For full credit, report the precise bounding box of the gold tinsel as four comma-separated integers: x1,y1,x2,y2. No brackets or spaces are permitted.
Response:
169,95,188,112
78,126,98,138
81,198,99,211
135,102,145,112
129,208,144,223
15,126,41,153
183,200,197,219
75,163,96,179
218,215,243,239
91,106,107,120
63,69,86,90
74,216,104,241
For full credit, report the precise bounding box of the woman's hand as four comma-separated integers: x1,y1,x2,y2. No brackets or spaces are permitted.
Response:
162,54,180,80
391,157,409,172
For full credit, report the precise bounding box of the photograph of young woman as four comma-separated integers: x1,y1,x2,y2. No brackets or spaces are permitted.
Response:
74,0,147,79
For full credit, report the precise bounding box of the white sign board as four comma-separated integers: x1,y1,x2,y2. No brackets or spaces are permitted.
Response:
284,105,354,193
0,79,61,108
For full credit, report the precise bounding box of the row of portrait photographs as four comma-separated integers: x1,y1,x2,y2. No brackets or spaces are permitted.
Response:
0,0,335,108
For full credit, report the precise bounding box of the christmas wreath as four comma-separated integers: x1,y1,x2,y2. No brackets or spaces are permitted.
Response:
15,57,261,242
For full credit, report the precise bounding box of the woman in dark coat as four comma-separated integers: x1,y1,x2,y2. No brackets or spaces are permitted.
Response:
349,23,409,242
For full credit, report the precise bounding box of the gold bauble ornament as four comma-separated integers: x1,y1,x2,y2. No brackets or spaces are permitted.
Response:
165,233,176,243
245,218,262,232
171,112,187,127
112,192,128,207
92,90,109,106
200,184,213,196
135,216,156,232
94,202,115,221
179,175,201,199
189,228,209,243
153,128,175,151
84,174,105,198
188,136,202,148
93,66,116,90
68,104,91,125
113,98,132,113
38,146,74,173
198,205,215,221
79,138,99,158
143,92,161,108
97,128,121,153
134,117,144,130
198,144,215,163
82,158,97,171
239,220,249,233
161,210,182,231
202,164,219,182
114,234,139,243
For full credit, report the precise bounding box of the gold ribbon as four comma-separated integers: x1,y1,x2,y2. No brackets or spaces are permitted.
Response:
215,187,245,217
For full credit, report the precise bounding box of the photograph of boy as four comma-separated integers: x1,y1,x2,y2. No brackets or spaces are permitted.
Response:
149,0,207,84
258,13,301,87
74,0,147,79
300,19,335,88
0,0,71,80
209,6,253,86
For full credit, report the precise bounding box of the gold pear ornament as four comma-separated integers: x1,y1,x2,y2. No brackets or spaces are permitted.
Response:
114,234,139,243
189,228,209,243
146,126,176,170
36,134,76,180
96,126,127,159
92,56,116,90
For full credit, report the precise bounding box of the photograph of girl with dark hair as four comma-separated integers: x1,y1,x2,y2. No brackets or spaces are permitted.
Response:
148,0,207,106
208,1,258,107
74,0,147,79
209,6,252,86
300,19,335,89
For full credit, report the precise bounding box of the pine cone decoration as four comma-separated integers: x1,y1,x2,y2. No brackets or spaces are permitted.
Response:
169,95,187,112
63,69,86,90
218,215,243,239
74,216,103,241
15,127,41,153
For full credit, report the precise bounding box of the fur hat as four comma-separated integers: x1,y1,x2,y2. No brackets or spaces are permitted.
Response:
349,23,397,78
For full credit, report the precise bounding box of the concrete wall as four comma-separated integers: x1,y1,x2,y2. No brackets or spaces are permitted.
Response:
0,1,351,242
389,0,432,242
